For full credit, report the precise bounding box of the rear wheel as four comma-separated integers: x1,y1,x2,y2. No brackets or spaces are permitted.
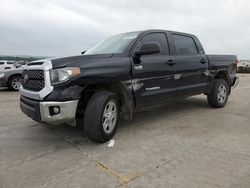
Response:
8,75,22,91
84,91,120,143
207,79,229,108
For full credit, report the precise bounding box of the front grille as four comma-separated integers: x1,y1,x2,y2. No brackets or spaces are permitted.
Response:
22,70,45,91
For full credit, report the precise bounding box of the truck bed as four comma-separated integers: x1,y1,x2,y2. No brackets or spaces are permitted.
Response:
207,54,237,68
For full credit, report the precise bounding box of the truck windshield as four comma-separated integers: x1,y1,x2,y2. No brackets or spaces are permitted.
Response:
84,32,140,55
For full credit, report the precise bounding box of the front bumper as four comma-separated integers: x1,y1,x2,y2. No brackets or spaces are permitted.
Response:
20,96,78,126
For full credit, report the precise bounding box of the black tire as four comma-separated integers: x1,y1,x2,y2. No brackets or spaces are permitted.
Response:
84,91,120,143
207,79,229,108
8,75,22,91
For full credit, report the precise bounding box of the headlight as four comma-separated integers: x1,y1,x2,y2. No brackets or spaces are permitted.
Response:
49,67,81,85
0,73,5,78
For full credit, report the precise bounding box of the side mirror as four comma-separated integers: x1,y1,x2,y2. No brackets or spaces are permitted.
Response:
134,42,160,58
81,51,86,54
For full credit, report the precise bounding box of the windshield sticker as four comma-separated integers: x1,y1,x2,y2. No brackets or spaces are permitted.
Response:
122,35,138,40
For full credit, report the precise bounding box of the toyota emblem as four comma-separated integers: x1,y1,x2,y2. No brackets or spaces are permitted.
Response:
23,74,29,84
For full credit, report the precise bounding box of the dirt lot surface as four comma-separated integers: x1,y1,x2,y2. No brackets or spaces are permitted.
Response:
0,74,250,188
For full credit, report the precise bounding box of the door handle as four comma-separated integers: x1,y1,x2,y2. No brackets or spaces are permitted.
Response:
200,58,208,64
134,65,143,71
167,59,176,66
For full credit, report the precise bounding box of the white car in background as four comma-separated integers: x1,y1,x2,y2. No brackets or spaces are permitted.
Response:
238,60,250,68
0,60,16,71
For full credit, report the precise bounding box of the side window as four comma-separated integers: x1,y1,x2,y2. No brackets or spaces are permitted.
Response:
172,34,198,55
0,62,4,65
136,33,169,55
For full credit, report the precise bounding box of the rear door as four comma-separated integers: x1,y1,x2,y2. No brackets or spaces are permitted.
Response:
171,34,209,96
131,32,176,107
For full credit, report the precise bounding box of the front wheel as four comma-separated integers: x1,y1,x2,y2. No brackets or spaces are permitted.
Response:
84,91,120,143
207,79,229,108
8,75,23,91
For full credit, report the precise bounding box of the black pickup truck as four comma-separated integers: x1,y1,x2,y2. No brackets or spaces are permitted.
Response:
19,29,239,143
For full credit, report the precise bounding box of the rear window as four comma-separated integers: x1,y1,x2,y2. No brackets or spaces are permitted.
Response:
172,34,198,55
7,62,14,64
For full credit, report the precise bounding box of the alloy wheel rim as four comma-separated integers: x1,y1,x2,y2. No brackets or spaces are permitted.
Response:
102,100,117,134
217,84,227,104
12,78,22,90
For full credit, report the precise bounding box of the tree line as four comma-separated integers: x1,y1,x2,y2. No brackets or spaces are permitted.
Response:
0,56,46,62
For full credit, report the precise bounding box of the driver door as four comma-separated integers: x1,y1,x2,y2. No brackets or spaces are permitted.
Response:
131,32,177,107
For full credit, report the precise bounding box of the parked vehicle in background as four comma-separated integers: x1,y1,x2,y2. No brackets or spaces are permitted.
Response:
19,29,239,143
0,60,16,70
0,68,24,90
237,60,250,73
238,60,250,68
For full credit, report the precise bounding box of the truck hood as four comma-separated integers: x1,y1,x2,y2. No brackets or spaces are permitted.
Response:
50,54,113,69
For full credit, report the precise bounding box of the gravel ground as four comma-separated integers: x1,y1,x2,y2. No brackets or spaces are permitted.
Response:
0,74,250,188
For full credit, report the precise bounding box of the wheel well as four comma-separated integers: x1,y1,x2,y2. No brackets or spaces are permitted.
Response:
7,74,22,84
214,71,231,93
76,82,133,121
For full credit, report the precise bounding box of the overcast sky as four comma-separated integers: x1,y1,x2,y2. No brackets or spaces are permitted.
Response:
0,0,249,59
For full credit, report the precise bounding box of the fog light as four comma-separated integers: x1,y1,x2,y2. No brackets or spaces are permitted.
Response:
53,107,60,114
49,106,60,116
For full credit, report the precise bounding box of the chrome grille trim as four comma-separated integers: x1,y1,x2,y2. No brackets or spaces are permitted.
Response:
19,60,53,100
